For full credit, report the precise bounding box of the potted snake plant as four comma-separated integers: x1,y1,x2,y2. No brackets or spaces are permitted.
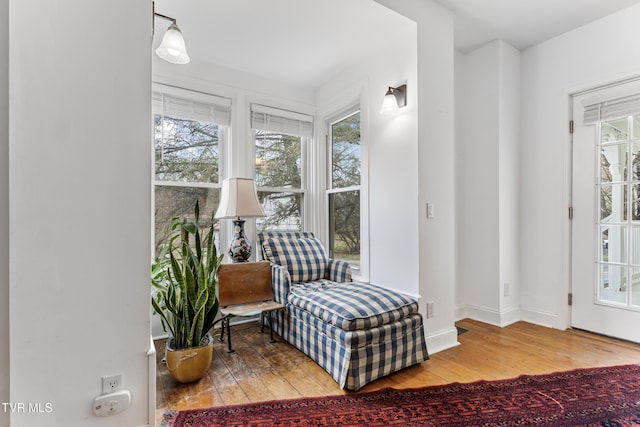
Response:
151,201,224,383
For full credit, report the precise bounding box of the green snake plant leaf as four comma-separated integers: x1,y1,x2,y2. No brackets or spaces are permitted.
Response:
182,221,197,235
151,200,222,350
152,297,175,338
188,287,208,347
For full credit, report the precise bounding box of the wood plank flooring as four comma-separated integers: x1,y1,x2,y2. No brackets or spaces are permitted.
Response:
155,318,640,425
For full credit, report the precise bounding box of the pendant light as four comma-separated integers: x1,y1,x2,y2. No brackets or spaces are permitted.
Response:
153,3,190,65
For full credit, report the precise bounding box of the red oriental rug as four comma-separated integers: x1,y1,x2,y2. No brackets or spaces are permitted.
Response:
160,364,640,427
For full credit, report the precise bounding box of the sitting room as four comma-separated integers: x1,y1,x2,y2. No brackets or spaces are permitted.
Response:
3,0,640,426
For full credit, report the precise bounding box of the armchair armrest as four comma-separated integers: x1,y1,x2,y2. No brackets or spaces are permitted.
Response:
326,259,352,283
271,263,292,304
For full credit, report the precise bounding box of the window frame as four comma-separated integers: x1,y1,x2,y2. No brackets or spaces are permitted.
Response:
251,105,311,233
325,105,369,281
151,83,230,256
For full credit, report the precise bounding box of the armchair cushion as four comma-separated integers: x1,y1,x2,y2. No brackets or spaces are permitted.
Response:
327,259,351,282
288,282,419,331
262,237,327,282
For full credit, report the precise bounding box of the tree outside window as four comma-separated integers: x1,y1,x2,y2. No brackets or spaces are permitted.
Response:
328,111,361,269
153,91,226,256
254,130,303,231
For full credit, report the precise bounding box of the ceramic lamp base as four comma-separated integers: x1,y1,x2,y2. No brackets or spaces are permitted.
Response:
228,219,252,262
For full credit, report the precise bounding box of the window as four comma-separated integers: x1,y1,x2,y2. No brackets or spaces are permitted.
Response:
597,116,640,308
252,104,312,232
327,110,361,271
152,86,230,255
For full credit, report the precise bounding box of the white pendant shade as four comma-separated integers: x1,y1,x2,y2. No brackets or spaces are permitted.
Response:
215,178,266,219
155,23,190,65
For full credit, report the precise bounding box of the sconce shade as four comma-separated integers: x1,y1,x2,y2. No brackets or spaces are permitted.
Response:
215,178,266,219
380,89,400,113
155,23,191,65
380,84,407,114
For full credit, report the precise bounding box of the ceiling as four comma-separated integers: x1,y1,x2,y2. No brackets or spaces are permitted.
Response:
434,0,640,53
153,0,640,89
153,0,414,89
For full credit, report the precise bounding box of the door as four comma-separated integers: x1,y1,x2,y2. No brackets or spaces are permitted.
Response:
572,82,640,343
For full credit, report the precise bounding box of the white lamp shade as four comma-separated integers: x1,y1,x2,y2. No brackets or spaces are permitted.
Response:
215,178,266,219
155,23,191,65
380,91,399,114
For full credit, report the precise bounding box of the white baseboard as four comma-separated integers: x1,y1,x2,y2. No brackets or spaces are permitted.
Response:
464,304,521,327
519,307,558,329
454,304,467,321
458,304,560,331
465,304,501,326
425,326,459,354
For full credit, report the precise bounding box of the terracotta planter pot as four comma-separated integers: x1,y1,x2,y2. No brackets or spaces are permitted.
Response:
165,333,214,383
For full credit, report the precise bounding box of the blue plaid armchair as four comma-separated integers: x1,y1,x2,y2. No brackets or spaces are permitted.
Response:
258,231,429,391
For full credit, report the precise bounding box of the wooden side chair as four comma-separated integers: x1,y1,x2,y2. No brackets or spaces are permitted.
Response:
217,261,284,353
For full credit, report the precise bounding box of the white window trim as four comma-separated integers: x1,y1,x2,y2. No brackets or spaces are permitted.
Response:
151,83,230,256
251,103,311,234
323,103,369,282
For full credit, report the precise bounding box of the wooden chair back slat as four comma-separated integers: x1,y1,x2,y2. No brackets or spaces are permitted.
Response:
218,261,273,307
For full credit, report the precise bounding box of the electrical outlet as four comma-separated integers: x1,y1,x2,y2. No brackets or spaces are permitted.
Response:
101,373,123,394
426,301,434,318
426,202,435,219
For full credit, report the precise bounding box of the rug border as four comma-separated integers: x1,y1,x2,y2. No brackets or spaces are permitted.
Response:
159,409,179,427
160,363,640,426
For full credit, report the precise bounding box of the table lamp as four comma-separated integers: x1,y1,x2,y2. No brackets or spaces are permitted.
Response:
214,177,266,262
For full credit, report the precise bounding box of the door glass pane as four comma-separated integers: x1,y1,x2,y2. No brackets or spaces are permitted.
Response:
600,264,626,304
600,184,627,222
633,116,640,139
603,225,627,263
631,227,640,265
601,118,629,143
630,141,640,221
600,144,626,183
597,116,634,308
630,141,640,181
601,227,609,262
632,267,640,307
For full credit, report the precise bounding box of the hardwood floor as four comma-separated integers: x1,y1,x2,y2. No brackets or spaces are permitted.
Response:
155,318,640,424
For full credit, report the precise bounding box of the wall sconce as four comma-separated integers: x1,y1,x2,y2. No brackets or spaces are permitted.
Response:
153,3,190,65
380,84,407,114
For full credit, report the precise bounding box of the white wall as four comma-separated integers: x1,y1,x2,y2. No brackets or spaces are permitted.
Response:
454,51,465,316
456,42,501,318
9,1,151,426
376,0,458,353
520,3,640,329
316,21,418,295
497,41,521,322
0,0,9,425
455,40,521,326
